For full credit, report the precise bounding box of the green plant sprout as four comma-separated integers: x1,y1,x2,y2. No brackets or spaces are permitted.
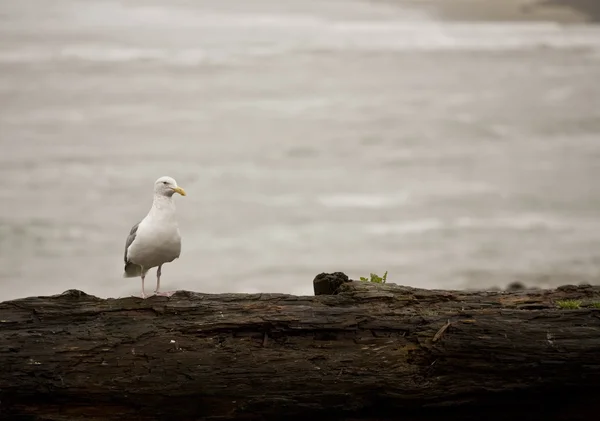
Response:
359,271,388,284
556,300,581,309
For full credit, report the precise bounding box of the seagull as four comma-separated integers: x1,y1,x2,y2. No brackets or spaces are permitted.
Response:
123,176,186,298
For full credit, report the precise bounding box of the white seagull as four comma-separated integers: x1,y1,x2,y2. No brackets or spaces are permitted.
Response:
123,176,186,298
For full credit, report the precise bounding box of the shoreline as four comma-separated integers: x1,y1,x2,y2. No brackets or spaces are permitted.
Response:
394,0,600,24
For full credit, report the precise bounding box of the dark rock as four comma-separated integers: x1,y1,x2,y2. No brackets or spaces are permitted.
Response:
313,271,351,295
557,284,580,292
506,281,526,291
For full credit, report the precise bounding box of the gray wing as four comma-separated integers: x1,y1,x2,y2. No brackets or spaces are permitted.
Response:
124,222,140,263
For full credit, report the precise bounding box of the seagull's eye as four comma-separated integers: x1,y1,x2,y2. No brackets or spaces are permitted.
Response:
163,181,168,185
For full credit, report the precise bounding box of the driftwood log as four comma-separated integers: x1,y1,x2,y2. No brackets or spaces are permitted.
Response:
1,273,600,421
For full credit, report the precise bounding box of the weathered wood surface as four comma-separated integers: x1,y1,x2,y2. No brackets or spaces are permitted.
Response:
1,277,600,421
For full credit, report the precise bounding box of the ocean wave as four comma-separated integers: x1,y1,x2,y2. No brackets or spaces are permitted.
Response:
0,21,599,65
365,214,583,235
321,21,600,51
317,193,411,209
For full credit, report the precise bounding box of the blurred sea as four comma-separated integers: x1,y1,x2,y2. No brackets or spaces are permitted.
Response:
1,0,600,301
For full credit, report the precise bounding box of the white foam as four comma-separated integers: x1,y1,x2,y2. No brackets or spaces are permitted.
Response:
366,219,445,235
365,214,584,236
317,193,410,209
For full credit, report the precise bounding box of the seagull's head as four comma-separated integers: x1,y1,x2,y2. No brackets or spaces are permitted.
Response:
154,176,186,198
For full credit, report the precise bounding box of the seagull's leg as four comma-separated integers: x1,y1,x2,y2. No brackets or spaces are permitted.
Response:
154,265,175,297
141,271,147,299
154,265,162,294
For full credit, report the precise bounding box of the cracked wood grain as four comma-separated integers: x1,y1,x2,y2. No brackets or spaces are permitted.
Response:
1,280,600,421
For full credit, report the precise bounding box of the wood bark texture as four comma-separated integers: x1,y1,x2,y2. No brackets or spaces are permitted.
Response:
1,277,600,421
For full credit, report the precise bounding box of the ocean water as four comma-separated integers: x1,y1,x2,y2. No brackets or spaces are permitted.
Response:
1,0,600,301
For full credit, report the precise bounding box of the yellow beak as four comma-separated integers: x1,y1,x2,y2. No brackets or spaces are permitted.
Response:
172,186,186,196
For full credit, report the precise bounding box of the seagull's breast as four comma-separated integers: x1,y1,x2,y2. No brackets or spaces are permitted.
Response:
127,213,182,268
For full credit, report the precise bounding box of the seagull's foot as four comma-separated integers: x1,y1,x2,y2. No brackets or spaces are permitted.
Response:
154,290,175,297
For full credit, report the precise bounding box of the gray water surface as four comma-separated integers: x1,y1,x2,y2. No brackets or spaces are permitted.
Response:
1,0,600,301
